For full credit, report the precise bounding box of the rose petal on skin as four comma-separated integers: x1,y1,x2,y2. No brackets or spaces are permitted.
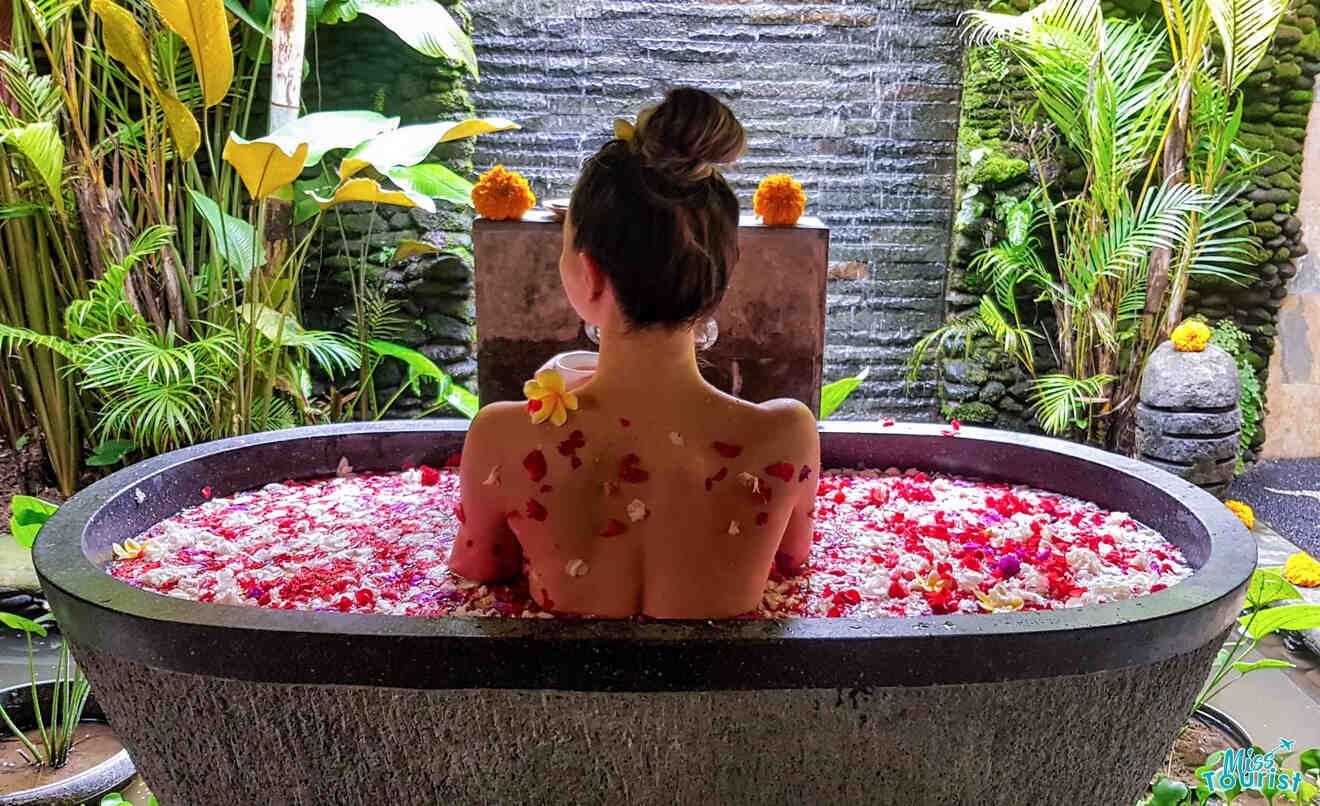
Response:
483,466,501,486
602,481,618,497
728,520,741,536
627,498,648,522
526,499,548,521
565,558,589,577
799,465,811,482
600,519,628,537
712,467,728,482
737,472,760,495
619,454,649,484
765,462,794,483
523,450,548,482
669,432,684,446
620,418,631,427
755,512,769,527
712,441,743,458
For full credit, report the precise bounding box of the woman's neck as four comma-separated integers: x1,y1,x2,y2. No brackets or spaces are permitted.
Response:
591,324,702,392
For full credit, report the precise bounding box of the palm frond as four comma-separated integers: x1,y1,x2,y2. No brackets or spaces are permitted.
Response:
0,322,81,363
1030,372,1114,435
0,53,62,126
1204,0,1288,90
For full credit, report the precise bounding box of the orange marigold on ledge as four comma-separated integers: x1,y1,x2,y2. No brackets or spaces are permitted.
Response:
472,165,536,221
754,174,806,227
1170,320,1211,352
1224,500,1255,530
1283,552,1320,587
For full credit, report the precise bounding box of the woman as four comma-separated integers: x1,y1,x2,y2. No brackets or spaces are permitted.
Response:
449,88,819,618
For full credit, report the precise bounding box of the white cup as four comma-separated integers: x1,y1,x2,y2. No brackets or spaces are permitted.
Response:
551,350,599,390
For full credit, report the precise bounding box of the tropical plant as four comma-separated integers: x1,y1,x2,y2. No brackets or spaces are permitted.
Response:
911,0,1268,446
0,612,90,769
1208,318,1263,472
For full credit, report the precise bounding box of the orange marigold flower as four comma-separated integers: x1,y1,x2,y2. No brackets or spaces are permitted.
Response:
472,164,536,221
1283,551,1320,587
754,174,806,227
1171,320,1211,352
1224,500,1255,530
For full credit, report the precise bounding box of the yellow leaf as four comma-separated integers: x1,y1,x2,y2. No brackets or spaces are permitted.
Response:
92,0,200,159
150,0,234,107
223,133,309,200
390,239,443,264
310,177,421,211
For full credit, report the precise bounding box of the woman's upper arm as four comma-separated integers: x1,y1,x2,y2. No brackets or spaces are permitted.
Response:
767,400,820,571
449,405,523,581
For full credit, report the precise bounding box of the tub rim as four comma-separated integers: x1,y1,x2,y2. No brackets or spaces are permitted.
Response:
33,420,1255,691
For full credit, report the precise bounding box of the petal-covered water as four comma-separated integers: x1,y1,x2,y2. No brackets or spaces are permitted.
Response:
107,466,1192,618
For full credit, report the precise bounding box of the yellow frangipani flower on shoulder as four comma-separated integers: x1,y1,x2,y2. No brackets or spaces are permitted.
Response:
523,368,578,427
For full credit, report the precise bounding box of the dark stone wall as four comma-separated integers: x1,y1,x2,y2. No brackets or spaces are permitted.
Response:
464,0,965,420
301,8,479,413
937,0,1320,454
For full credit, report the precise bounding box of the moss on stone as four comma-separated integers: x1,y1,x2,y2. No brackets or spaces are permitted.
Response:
1296,30,1320,59
969,151,1030,185
948,401,999,425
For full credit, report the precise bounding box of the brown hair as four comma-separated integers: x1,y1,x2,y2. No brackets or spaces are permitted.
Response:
570,87,746,328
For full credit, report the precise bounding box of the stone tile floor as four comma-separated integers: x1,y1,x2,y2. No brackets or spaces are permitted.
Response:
1231,459,1320,558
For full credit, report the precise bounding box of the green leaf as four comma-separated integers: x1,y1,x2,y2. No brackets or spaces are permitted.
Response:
1150,775,1190,806
445,381,479,419
241,304,358,375
368,339,476,417
86,439,135,467
1246,567,1304,609
224,0,269,36
387,163,474,207
1299,748,1320,777
1239,604,1320,640
188,189,265,280
270,110,400,165
0,611,48,637
9,495,58,549
338,118,518,179
1231,658,1294,674
318,0,478,77
820,367,869,419
4,121,64,204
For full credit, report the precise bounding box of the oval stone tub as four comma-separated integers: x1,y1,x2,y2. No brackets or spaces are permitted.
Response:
33,422,1254,806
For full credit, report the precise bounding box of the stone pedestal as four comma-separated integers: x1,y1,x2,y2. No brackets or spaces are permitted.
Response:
1136,341,1244,498
473,212,829,413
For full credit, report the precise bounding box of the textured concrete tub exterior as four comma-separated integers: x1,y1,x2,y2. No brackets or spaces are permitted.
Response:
33,422,1254,806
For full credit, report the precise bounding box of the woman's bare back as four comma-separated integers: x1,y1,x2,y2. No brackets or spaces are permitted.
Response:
451,383,819,618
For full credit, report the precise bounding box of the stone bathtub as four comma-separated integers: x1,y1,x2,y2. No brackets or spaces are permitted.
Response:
33,422,1254,805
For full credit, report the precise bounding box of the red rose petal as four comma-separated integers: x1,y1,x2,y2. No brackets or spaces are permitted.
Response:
523,450,547,482
765,462,795,483
888,579,908,598
444,452,463,468
619,454,649,484
712,441,743,458
755,512,769,527
453,503,465,523
620,418,631,427
202,486,212,499
705,478,713,491
600,519,627,537
570,456,583,470
540,484,553,493
713,467,728,482
799,465,811,482
526,499,548,521
419,466,441,486
527,399,543,413
401,461,415,471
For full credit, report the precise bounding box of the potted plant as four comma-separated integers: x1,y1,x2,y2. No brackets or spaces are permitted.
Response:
1135,567,1320,804
0,612,135,806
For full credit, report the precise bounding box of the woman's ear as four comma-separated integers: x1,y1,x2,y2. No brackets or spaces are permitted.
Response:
581,253,609,302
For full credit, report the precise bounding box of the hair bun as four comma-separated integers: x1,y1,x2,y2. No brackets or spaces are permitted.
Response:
635,88,746,184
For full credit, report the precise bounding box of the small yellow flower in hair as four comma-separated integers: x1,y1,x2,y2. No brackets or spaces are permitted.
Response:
523,368,579,426
1171,320,1211,352
613,105,656,145
1224,500,1255,530
112,538,148,561
754,174,807,227
472,165,536,221
1283,552,1320,587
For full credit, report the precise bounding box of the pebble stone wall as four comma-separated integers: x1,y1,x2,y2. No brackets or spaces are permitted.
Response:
301,6,480,414
464,0,965,420
938,0,1320,461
